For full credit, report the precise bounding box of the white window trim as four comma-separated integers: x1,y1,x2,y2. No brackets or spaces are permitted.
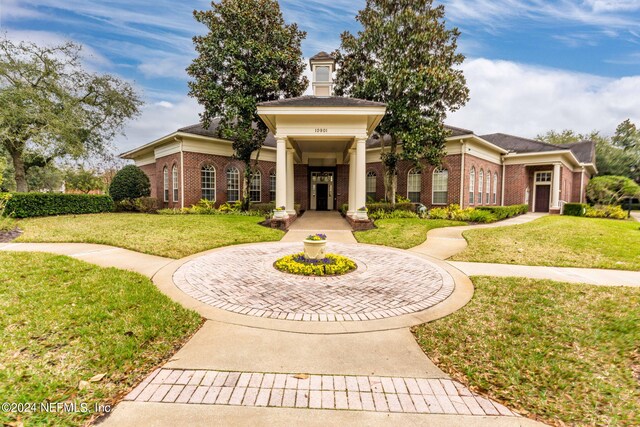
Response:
407,168,422,203
469,167,475,205
432,168,449,206
172,165,179,202
478,170,484,205
226,167,240,202
485,171,491,205
250,170,262,203
201,165,216,202
493,172,498,205
163,166,169,202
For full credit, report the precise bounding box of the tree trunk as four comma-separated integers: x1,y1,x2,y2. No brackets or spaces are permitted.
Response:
242,164,251,212
9,148,28,192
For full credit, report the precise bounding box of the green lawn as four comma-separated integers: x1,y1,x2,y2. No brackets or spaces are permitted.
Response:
452,215,640,271
16,213,284,259
354,218,466,249
0,252,202,427
414,276,640,427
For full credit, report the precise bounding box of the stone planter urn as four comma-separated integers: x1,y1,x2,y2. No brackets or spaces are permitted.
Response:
303,233,327,260
273,208,287,219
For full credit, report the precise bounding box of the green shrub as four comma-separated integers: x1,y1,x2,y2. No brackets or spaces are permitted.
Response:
365,202,414,213
115,197,158,213
0,192,11,216
108,165,151,202
0,216,16,232
3,193,114,218
249,202,275,215
369,209,419,220
476,204,529,220
586,175,640,206
563,203,588,217
585,205,627,220
463,209,497,223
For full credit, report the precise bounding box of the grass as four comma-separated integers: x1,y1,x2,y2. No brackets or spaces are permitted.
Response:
354,218,466,249
413,276,640,427
0,252,202,427
0,216,16,232
452,215,640,271
16,213,284,259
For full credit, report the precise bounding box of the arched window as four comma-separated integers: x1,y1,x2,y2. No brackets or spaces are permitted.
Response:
226,167,240,202
469,167,476,205
432,169,449,205
163,167,169,202
201,165,216,201
250,170,261,202
407,168,422,203
486,169,491,205
493,172,498,204
172,165,179,202
478,169,484,205
469,167,475,205
269,170,276,202
366,171,377,201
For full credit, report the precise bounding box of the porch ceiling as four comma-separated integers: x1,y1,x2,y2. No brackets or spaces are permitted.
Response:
290,137,352,153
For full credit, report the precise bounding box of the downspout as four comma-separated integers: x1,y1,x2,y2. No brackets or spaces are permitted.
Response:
501,159,506,206
579,167,585,203
179,138,185,209
459,140,466,207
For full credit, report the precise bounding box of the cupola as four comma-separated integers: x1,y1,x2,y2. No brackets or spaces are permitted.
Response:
309,51,336,97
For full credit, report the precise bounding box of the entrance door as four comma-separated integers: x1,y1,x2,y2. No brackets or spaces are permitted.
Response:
316,184,329,211
535,185,550,212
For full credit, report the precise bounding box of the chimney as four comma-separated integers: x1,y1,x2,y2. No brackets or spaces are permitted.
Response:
309,51,336,97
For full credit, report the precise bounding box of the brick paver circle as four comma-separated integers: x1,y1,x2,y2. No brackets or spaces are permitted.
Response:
173,242,455,322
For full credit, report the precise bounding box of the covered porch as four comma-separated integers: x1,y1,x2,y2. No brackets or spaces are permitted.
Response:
257,96,386,222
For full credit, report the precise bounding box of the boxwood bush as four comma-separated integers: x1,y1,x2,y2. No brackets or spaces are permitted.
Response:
3,193,114,218
476,204,529,220
563,203,588,217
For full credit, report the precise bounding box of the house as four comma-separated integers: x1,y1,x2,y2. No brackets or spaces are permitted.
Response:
120,52,596,222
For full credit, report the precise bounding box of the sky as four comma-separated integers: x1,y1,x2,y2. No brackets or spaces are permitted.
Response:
1,0,640,154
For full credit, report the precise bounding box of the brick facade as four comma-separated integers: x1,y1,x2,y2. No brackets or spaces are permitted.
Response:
141,150,588,213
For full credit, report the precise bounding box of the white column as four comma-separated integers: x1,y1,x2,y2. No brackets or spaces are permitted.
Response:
286,148,295,215
275,137,288,217
355,137,368,219
348,149,356,216
551,163,561,209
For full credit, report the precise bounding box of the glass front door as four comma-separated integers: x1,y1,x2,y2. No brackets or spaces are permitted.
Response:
310,171,334,210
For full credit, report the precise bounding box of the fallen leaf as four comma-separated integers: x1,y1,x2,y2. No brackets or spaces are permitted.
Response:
293,373,309,379
89,373,106,382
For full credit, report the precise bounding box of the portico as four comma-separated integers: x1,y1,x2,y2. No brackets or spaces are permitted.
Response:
257,97,386,220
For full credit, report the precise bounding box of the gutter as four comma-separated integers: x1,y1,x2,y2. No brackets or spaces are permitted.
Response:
177,137,185,209
501,161,506,206
459,140,466,207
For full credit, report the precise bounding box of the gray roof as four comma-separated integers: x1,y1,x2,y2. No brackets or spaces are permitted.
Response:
481,133,595,163
258,96,386,108
179,121,472,150
309,51,335,62
179,120,277,147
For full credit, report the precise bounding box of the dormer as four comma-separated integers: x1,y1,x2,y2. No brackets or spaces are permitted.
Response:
309,51,336,97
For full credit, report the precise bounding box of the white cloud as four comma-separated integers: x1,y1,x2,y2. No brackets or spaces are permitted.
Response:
115,96,201,153
448,58,640,137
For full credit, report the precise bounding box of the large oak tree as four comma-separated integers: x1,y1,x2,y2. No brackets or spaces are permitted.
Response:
187,0,308,210
0,39,142,192
334,0,469,204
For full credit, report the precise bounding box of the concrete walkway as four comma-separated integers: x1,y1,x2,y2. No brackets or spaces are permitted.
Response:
450,261,640,287
410,213,546,260
632,211,640,222
281,211,356,243
0,242,171,278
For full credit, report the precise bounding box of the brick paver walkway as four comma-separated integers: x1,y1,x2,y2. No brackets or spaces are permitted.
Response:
125,369,518,417
173,242,454,321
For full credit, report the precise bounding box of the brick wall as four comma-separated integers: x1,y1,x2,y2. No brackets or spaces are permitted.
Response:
294,164,309,210
154,153,181,209
139,164,157,199
462,154,502,208
503,164,528,206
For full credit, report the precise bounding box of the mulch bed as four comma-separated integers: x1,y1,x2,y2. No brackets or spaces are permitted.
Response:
0,227,22,243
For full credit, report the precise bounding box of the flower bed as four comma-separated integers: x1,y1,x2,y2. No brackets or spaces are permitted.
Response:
274,253,357,276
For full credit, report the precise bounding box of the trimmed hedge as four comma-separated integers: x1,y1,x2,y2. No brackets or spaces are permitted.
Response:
563,203,588,217
475,204,529,220
3,193,114,218
365,202,415,212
